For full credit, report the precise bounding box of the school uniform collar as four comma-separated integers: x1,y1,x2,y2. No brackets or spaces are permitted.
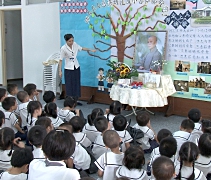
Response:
45,159,66,167
65,43,74,52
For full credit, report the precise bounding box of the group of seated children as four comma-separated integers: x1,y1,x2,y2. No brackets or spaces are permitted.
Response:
0,83,211,180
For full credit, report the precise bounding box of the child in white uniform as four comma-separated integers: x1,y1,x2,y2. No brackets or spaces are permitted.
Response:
58,123,91,171
83,108,103,143
116,145,149,180
7,84,20,117
0,127,25,171
58,97,79,122
195,133,211,177
175,142,206,180
152,156,175,180
112,115,132,152
26,101,42,131
133,111,158,153
0,148,33,180
92,116,111,159
28,125,47,159
35,117,54,134
173,119,194,154
17,91,30,130
28,129,80,180
95,130,124,180
0,88,7,112
42,90,60,111
44,102,63,128
150,129,173,161
2,97,26,140
188,108,203,145
69,116,91,147
104,101,122,128
23,83,39,101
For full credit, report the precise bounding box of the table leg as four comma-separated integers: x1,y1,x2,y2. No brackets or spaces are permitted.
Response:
125,106,137,117
124,107,155,117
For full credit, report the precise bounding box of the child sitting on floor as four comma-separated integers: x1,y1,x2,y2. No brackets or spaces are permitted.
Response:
28,125,47,159
173,119,194,154
0,148,33,179
188,108,203,145
175,142,206,180
92,116,111,159
17,91,30,131
42,90,59,110
28,129,80,180
35,117,54,134
152,156,175,180
195,133,211,177
112,115,132,152
105,101,122,128
58,96,80,122
82,108,103,143
7,84,19,116
2,97,26,140
0,111,5,129
95,130,124,180
23,83,39,101
44,102,63,128
116,145,148,180
69,116,91,147
133,111,158,153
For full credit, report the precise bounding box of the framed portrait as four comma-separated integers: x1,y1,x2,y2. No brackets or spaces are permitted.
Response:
133,31,167,72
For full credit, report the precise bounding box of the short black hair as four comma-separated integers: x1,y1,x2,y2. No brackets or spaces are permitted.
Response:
28,125,47,147
113,115,127,131
7,84,18,94
201,119,211,133
0,127,15,151
23,83,37,96
69,116,84,133
152,156,175,180
43,91,55,103
0,110,5,127
44,102,57,119
136,111,150,126
42,130,76,161
188,108,201,122
64,34,74,41
198,133,211,157
123,145,145,170
17,91,28,102
157,129,172,143
181,119,195,131
64,96,76,108
59,123,73,134
35,116,52,129
87,108,104,126
103,130,120,149
11,148,33,167
98,68,104,71
2,97,16,110
116,177,130,180
0,88,7,101
109,101,122,115
80,177,95,180
94,116,108,133
159,137,177,158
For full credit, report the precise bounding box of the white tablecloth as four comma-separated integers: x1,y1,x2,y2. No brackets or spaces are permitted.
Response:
109,75,176,107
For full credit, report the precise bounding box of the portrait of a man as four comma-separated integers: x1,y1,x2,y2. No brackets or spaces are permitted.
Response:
134,31,167,72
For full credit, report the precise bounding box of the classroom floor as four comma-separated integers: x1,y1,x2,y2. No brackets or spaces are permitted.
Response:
2,80,186,179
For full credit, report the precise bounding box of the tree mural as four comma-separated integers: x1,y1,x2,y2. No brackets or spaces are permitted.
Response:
87,3,166,62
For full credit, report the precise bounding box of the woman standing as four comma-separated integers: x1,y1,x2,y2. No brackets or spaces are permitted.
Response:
59,34,96,103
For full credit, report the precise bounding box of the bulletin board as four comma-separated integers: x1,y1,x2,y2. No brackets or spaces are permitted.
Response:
60,0,211,102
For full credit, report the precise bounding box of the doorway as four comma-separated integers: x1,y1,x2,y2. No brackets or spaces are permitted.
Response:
1,9,23,87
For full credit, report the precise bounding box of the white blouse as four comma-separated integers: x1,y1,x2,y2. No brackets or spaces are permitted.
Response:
60,42,82,70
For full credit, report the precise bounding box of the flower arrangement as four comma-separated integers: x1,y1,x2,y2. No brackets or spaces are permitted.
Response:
106,60,138,81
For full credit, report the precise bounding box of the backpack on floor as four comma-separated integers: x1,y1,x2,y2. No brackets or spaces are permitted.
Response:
126,119,144,145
